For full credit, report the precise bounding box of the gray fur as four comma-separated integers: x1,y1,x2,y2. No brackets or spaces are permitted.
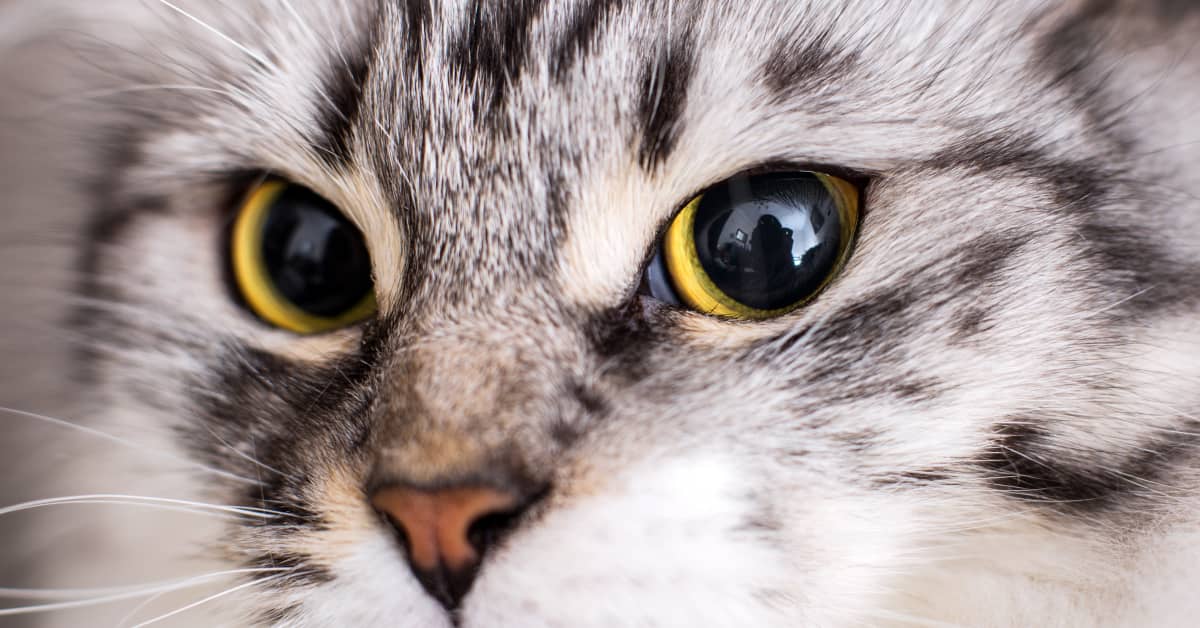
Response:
2,0,1199,626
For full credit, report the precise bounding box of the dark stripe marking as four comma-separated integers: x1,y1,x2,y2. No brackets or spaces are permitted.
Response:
585,299,674,381
311,10,382,169
550,0,625,81
449,0,545,120
924,132,1198,317
635,29,696,170
757,232,1026,365
399,0,432,70
248,553,332,587
761,25,859,102
188,338,385,534
980,417,1200,513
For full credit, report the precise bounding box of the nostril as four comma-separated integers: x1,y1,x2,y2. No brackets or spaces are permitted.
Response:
369,483,543,611
466,508,523,557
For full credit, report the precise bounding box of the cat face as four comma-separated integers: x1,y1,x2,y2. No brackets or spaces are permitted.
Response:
12,0,1200,625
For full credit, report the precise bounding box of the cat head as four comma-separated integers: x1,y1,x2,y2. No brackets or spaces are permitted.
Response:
21,0,1200,625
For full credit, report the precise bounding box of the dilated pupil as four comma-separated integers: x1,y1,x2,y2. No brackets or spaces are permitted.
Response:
260,188,372,317
693,172,843,310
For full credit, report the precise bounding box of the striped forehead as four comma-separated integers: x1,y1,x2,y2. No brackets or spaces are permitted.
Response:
311,0,1070,314
335,0,697,311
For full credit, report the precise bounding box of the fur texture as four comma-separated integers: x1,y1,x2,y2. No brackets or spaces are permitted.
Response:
1,0,1199,626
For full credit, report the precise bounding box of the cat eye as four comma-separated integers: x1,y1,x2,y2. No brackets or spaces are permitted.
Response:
229,180,376,334
643,170,859,319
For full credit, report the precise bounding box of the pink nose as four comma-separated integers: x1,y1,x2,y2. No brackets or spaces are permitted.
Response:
371,484,523,609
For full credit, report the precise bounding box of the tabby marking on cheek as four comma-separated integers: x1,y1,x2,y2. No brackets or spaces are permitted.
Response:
246,552,332,588
925,133,1200,317
979,417,1200,514
583,301,670,381
73,191,167,373
951,306,992,340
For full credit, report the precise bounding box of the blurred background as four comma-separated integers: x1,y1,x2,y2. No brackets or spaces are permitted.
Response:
0,3,238,625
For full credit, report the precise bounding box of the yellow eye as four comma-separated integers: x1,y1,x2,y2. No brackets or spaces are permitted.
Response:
230,180,376,334
655,171,859,319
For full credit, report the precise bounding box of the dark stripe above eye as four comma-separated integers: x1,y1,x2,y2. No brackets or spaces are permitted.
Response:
550,0,625,81
311,7,383,169
399,0,432,70
448,0,546,120
760,27,860,102
635,29,696,171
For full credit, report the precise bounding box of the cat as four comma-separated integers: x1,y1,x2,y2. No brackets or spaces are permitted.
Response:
1,0,1200,626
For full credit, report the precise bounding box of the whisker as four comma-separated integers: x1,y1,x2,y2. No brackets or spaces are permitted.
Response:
0,568,285,603
1,499,249,521
0,568,288,617
0,494,284,520
129,573,294,628
200,422,301,483
0,406,259,486
150,0,274,71
1070,285,1157,321
116,587,176,628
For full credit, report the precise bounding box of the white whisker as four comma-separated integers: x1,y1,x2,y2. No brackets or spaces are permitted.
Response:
3,499,250,520
0,568,287,617
0,494,284,520
117,587,175,628
129,573,292,628
0,405,260,486
151,0,274,71
201,422,301,483
1071,286,1157,321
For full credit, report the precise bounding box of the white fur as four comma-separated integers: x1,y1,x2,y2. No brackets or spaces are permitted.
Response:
2,1,1199,627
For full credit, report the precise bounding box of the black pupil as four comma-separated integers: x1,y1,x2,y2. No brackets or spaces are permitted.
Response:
693,172,844,311
260,187,373,317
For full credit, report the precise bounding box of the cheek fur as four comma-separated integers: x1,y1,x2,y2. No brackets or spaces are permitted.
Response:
3,0,1200,627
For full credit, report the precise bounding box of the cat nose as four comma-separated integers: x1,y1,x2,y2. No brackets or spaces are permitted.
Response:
370,483,530,610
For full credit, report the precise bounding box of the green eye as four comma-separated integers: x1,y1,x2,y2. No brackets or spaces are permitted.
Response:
230,180,376,334
653,171,859,319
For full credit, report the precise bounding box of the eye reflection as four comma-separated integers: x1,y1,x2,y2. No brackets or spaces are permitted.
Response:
655,170,859,319
695,172,844,311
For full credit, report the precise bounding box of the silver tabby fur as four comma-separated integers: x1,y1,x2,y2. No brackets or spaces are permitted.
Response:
1,0,1199,626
